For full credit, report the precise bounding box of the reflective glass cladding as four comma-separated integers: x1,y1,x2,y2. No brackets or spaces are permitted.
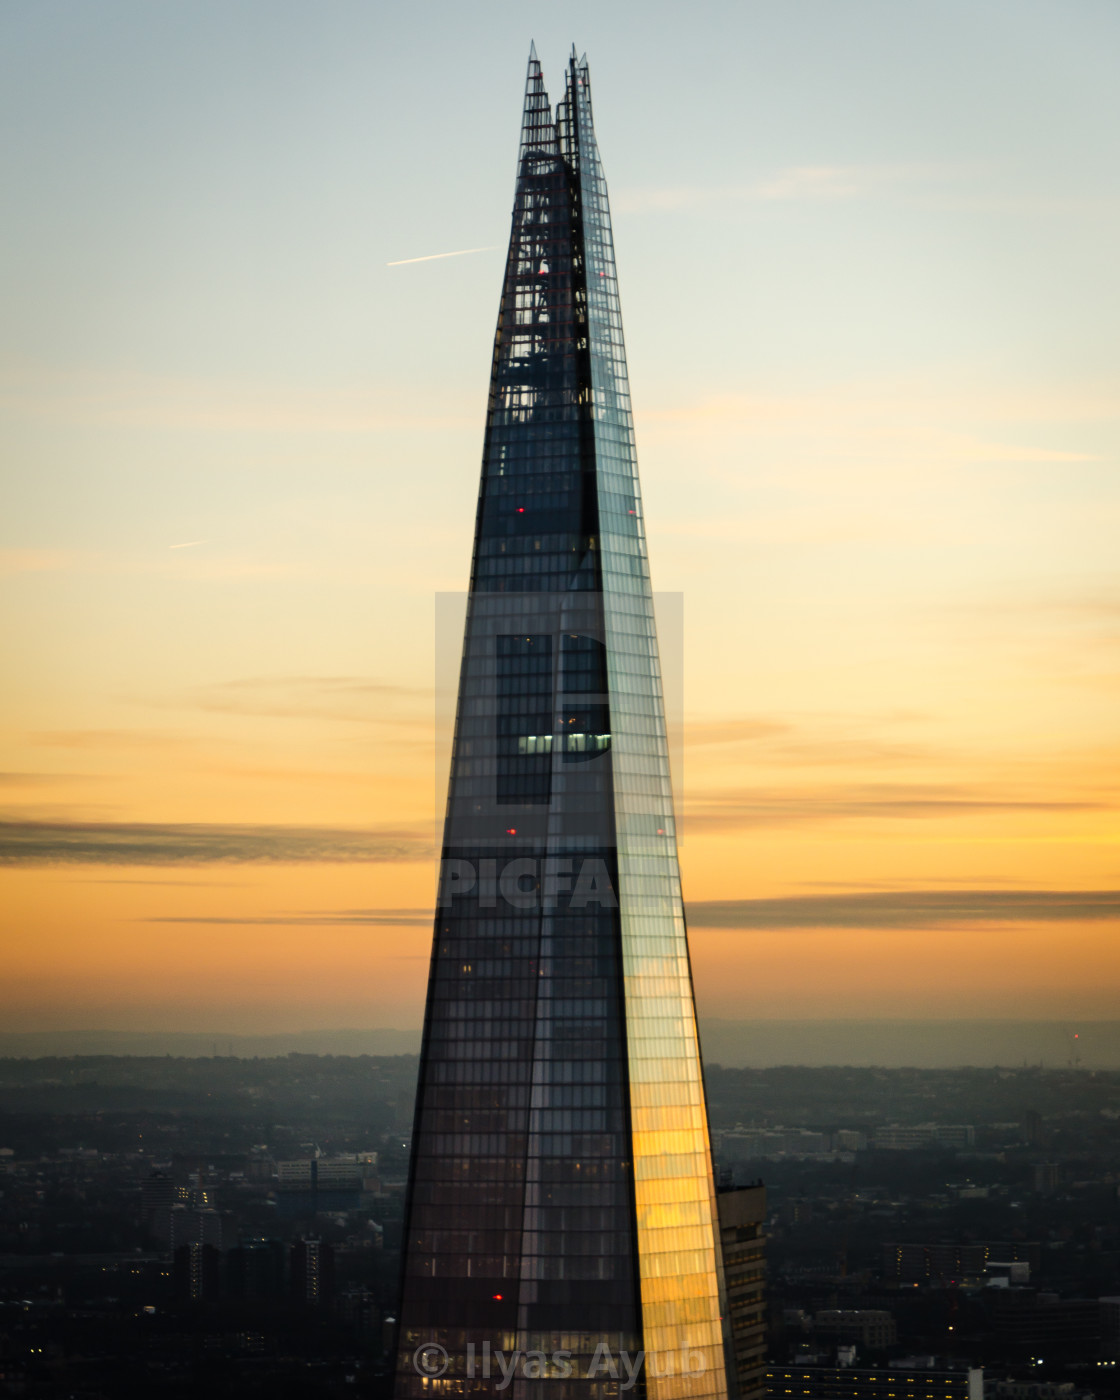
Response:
396,48,728,1400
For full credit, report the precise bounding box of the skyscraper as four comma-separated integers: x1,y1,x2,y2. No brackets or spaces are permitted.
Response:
397,47,729,1400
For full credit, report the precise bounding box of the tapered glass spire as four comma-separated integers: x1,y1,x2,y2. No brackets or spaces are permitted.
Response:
395,49,729,1400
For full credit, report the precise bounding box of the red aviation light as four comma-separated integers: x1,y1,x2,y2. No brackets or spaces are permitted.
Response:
506,828,517,836
517,506,525,513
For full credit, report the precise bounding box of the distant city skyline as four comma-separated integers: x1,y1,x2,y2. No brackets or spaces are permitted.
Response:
2,1,1119,1039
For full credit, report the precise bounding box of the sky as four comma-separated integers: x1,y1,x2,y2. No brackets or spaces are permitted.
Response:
2,0,1119,1037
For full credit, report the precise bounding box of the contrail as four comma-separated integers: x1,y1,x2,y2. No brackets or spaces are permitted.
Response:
387,245,498,267
169,540,206,549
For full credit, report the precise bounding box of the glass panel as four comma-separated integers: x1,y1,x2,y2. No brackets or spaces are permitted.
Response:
566,52,729,1400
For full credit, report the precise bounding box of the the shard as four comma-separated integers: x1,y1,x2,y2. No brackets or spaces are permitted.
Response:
396,47,730,1400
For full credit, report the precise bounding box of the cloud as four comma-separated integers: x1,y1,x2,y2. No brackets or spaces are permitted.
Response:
683,715,943,769
687,888,1120,930
683,782,1106,832
685,718,793,748
0,548,83,577
139,889,1120,929
0,362,476,435
166,675,430,725
615,166,1115,219
758,739,941,769
614,164,963,214
0,549,306,584
960,585,1120,629
386,245,499,266
0,821,431,866
634,385,1115,490
144,908,431,927
0,772,97,786
754,166,872,201
946,437,1100,464
79,878,255,887
28,729,196,751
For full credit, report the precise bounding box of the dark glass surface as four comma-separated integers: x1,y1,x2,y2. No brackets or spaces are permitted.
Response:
396,49,727,1400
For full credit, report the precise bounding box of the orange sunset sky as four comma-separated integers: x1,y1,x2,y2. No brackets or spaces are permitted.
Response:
2,3,1118,1036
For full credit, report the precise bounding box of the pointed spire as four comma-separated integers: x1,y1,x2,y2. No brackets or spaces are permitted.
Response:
572,48,595,138
519,39,556,170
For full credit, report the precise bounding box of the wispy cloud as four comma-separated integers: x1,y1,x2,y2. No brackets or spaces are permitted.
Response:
0,821,431,866
0,362,476,434
635,385,1116,485
141,890,1120,929
685,718,793,747
754,166,875,201
956,584,1120,629
687,888,1120,930
78,877,255,887
28,729,198,751
0,772,99,786
386,246,499,266
946,437,1100,464
683,715,942,769
144,908,431,927
0,548,83,577
684,782,1107,832
1,547,309,584
615,165,1113,218
165,674,430,724
614,164,962,215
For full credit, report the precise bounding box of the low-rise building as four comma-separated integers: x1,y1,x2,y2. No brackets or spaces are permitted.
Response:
813,1311,898,1350
767,1358,981,1400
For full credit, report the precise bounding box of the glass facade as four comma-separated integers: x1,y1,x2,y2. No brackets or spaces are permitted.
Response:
396,48,728,1400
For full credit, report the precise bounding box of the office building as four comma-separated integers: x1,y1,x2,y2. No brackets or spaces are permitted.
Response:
173,1241,221,1303
291,1237,335,1307
883,1242,1038,1284
226,1238,285,1301
812,1313,897,1351
718,1184,768,1400
277,1153,379,1215
767,1360,982,1400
